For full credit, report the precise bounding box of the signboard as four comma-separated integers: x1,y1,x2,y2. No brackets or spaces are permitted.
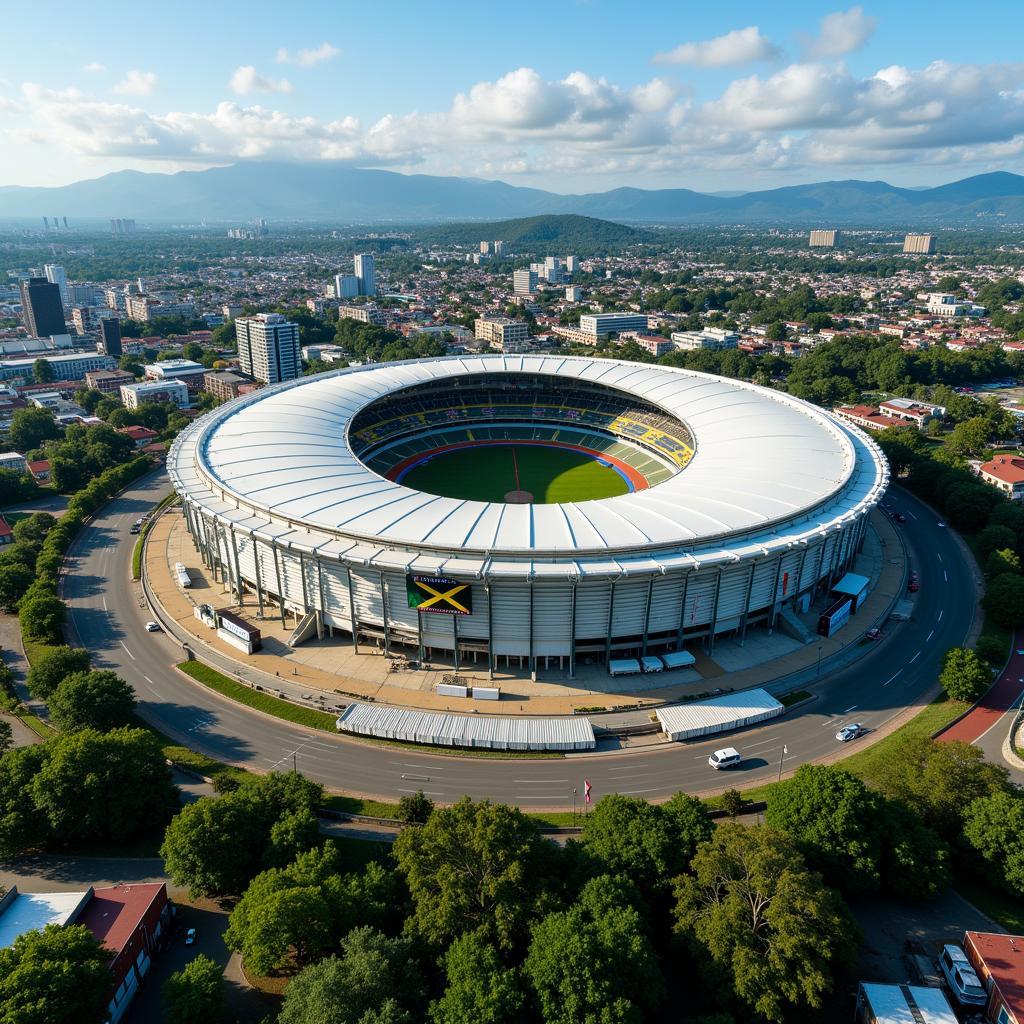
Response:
406,574,473,616
817,596,852,638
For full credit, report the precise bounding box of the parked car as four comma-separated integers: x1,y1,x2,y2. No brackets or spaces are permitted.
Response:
708,747,742,770
835,723,866,742
184,927,196,946
865,628,883,641
908,580,920,592
145,621,161,632
938,945,987,1007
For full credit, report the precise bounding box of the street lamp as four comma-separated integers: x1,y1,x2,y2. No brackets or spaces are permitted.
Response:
778,744,788,783
817,643,823,677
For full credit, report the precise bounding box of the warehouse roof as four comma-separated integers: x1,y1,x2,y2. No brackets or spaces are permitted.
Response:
170,355,887,565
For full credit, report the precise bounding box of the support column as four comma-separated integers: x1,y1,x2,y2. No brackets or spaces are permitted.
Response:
378,571,391,657
675,572,690,649
739,562,757,644
452,613,460,671
271,544,286,626
485,583,493,679
707,570,723,654
641,576,654,658
528,582,536,682
346,566,358,651
315,558,326,639
567,580,577,680
252,537,265,618
768,554,784,632
228,530,244,605
299,551,311,615
604,579,616,669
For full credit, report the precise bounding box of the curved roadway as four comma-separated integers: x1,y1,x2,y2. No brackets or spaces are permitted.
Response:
64,470,974,809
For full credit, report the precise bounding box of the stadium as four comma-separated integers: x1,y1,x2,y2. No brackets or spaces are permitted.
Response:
167,355,888,677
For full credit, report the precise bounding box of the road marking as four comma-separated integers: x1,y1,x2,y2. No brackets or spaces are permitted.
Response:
844,705,858,713
600,771,653,778
906,510,918,520
102,598,108,611
926,630,934,642
513,779,569,784
938,609,944,622
119,641,135,661
390,762,444,770
607,763,648,771
944,570,949,582
619,787,659,794
937,552,943,562
400,773,431,782
397,788,443,796
909,650,921,664
517,795,569,801
883,671,902,686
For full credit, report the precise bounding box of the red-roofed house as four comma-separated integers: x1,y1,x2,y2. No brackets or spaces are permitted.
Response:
117,425,159,448
0,517,12,546
833,405,893,432
26,459,50,483
78,883,170,1023
964,931,1024,1024
979,456,1024,500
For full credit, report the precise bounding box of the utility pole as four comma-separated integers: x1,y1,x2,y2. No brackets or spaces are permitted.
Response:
778,744,788,783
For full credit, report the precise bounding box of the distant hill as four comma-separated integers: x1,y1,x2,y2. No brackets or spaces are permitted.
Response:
421,214,644,250
2,162,1024,225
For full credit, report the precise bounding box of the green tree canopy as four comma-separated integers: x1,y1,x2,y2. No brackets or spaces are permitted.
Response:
0,924,110,1024
673,823,857,1023
938,647,992,703
392,797,549,951
963,790,1024,895
0,560,35,613
983,572,1024,630
17,591,66,643
25,644,90,700
162,953,224,1024
48,670,137,732
9,407,60,452
429,929,526,1024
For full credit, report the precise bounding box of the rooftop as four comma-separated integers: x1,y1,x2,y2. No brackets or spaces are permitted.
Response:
981,455,1024,484
0,888,91,949
967,931,1024,1018
77,884,165,955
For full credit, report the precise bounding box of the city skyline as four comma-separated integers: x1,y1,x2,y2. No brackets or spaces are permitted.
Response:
1,0,1023,193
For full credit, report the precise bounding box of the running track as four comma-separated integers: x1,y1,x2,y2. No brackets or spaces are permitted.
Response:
938,628,1024,744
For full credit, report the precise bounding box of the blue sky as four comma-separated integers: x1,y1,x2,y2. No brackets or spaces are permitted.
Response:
2,0,1023,191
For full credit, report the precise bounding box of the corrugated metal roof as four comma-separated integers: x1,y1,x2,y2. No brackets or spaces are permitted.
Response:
656,688,784,741
170,355,887,574
337,702,596,751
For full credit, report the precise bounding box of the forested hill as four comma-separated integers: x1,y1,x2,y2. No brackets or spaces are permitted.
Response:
417,214,644,252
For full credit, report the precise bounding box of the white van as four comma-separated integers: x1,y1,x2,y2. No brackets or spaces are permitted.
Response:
708,747,742,770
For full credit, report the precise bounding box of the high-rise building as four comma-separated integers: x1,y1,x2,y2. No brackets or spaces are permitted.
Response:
110,218,136,235
565,255,577,273
44,264,69,305
480,241,491,254
235,313,301,385
903,233,936,254
474,317,530,350
513,269,538,295
19,277,66,338
579,313,650,337
334,274,360,299
354,253,376,297
493,241,504,256
809,230,840,248
99,317,122,358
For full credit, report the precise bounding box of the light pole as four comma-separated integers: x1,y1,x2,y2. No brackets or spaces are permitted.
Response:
817,642,823,677
778,744,788,783
572,788,577,826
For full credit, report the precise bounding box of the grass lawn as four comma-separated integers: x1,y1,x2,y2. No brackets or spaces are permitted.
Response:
956,874,1024,933
327,834,392,869
402,443,629,503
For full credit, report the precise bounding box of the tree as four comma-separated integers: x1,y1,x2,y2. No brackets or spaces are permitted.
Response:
0,560,35,613
48,670,137,732
278,928,425,1024
429,930,526,1024
765,321,787,341
0,468,37,508
162,954,224,1024
939,647,991,703
945,418,991,458
0,719,11,755
963,790,1024,895
393,797,549,950
720,789,745,818
877,797,950,901
0,923,110,1024
976,524,1018,561
26,645,91,700
525,875,665,1024
864,734,1007,837
580,792,712,896
161,771,324,897
986,547,1022,577
674,823,857,1023
983,572,1024,630
18,591,67,643
765,765,885,893
397,790,434,824
32,358,54,384
9,406,60,452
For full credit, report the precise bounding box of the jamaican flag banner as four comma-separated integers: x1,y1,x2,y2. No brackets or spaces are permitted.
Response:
406,574,473,616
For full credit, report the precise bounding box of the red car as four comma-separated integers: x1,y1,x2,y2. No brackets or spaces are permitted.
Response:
908,580,920,592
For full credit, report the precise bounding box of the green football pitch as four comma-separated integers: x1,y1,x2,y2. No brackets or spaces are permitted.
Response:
401,444,630,503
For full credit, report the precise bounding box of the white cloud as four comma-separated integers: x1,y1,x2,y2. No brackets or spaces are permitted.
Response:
111,70,158,96
229,66,293,96
802,6,877,59
653,26,780,68
276,43,340,67
82,62,106,74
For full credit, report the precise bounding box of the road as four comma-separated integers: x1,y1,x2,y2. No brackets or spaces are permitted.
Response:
63,470,977,808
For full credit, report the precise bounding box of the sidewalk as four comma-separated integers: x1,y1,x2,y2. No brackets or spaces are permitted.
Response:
145,506,906,721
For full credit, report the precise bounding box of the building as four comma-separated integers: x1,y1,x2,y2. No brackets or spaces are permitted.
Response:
854,982,956,1024
565,255,577,273
70,306,103,335
964,931,1024,1024
473,317,530,351
979,455,1024,500
834,404,897,432
628,334,674,357
235,313,301,385
118,425,159,448
203,369,259,402
334,274,360,300
0,351,115,383
479,241,491,254
579,313,651,337
125,296,196,323
565,286,583,302
43,263,69,305
670,327,740,351
222,304,243,320
513,269,538,296
110,218,136,234
877,397,945,425
338,304,386,326
120,379,189,409
551,325,602,346
99,317,123,357
354,253,376,297
85,368,136,395
169,355,886,673
809,229,840,248
0,452,29,475
144,359,207,394
904,233,936,254
493,240,504,256
105,287,127,312
19,277,66,338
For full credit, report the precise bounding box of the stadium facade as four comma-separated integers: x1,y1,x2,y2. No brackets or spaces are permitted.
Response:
168,356,888,676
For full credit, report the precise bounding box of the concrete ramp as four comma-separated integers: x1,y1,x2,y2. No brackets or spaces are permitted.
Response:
778,606,815,644
288,612,318,647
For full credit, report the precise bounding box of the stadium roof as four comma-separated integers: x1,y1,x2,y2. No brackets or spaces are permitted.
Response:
171,355,887,569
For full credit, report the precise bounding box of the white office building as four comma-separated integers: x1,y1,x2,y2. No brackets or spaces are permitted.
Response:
236,313,302,385
44,264,69,305
120,379,190,410
334,274,360,300
513,270,538,295
0,351,115,383
474,317,530,351
579,313,651,337
354,254,376,297
671,328,740,352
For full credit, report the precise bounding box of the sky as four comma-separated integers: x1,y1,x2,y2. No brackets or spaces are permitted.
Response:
2,0,1024,193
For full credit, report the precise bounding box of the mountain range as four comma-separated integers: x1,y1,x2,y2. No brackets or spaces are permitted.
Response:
2,162,1024,226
